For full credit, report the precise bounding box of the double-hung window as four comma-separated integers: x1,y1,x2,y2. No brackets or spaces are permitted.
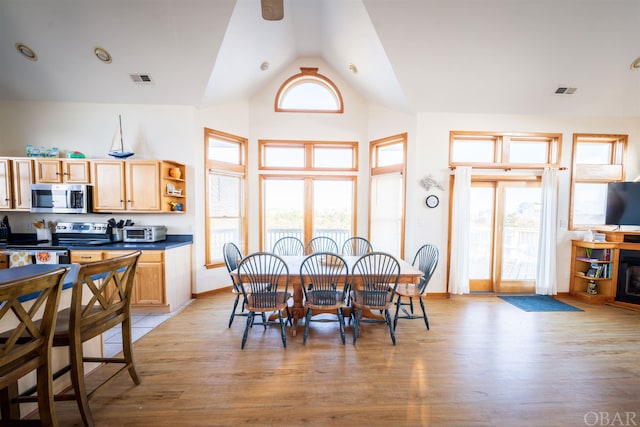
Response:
569,134,627,230
369,133,407,259
204,128,247,268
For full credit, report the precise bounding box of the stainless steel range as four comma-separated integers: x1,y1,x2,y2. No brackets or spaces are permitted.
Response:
54,222,118,246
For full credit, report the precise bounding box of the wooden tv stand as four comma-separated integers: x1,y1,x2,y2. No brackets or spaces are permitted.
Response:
570,230,640,306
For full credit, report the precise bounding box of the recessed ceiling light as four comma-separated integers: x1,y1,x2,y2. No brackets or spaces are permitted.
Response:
94,47,112,64
260,61,270,71
15,43,37,61
631,56,640,70
348,63,358,74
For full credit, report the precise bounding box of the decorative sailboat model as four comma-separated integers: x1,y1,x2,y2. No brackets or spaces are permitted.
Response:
108,114,134,159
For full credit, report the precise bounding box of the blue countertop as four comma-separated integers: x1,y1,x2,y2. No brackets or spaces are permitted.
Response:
0,264,79,302
64,234,193,251
1,234,193,251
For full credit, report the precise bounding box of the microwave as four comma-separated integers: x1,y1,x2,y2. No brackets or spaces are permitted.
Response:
123,225,167,242
30,183,92,214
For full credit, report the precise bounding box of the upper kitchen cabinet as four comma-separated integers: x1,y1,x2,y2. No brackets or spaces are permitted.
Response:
126,160,162,211
92,160,184,213
0,159,11,210
92,160,126,211
35,159,90,184
161,161,186,213
0,157,34,211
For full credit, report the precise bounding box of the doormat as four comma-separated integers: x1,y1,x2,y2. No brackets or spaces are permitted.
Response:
498,295,583,312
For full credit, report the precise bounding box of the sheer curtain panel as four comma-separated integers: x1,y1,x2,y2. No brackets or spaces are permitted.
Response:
449,167,471,295
535,167,559,295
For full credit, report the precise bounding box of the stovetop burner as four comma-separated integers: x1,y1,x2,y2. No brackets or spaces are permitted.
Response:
57,238,113,246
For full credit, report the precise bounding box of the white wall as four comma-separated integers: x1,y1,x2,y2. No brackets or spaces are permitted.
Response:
0,102,197,230
195,100,250,293
247,58,370,251
408,113,640,294
2,96,639,297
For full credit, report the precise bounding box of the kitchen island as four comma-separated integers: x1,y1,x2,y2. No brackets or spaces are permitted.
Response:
68,235,193,313
1,234,193,313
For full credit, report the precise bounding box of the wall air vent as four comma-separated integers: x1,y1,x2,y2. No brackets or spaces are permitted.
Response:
130,74,154,84
555,86,577,95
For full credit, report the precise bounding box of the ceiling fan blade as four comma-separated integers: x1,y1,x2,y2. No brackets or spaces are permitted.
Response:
261,0,284,21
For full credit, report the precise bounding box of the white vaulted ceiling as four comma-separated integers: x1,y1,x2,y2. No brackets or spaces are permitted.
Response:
0,0,639,116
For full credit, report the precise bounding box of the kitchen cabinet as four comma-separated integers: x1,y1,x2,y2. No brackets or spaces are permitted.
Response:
91,160,126,211
0,159,11,210
71,245,191,313
160,161,186,213
126,160,161,211
34,159,90,183
92,160,183,213
0,157,34,211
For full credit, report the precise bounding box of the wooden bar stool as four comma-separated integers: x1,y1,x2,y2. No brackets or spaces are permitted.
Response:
0,266,69,426
53,251,141,427
7,252,141,426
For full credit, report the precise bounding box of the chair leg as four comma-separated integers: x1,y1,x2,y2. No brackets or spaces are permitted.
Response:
0,383,20,421
36,358,58,427
228,294,240,327
352,308,362,345
242,312,253,349
69,336,95,427
285,306,293,327
384,309,396,346
278,311,287,349
122,317,142,385
337,308,346,345
419,298,430,330
393,295,402,329
303,308,313,345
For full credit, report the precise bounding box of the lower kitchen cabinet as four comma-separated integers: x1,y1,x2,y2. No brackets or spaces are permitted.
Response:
70,244,191,313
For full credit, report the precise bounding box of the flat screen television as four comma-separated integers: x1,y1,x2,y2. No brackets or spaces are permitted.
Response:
606,181,640,226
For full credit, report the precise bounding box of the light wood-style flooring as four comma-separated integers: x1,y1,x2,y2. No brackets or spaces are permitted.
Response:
46,294,640,427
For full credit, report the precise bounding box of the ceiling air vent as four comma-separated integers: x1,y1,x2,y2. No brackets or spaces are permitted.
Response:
129,74,154,84
555,86,577,95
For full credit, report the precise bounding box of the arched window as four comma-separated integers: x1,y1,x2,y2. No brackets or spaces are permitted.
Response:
275,67,344,113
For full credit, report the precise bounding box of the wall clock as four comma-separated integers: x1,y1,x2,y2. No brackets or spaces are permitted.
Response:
425,194,439,208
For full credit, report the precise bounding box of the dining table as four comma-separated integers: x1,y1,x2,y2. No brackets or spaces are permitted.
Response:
232,254,424,336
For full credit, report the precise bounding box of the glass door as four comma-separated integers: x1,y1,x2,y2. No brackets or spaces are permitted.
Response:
469,180,541,293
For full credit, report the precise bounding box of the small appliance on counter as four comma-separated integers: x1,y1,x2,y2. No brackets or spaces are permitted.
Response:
123,225,167,243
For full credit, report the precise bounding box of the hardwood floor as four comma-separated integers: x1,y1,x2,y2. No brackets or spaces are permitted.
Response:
46,294,640,427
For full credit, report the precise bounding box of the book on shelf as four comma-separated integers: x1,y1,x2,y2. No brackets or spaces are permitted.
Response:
585,263,610,279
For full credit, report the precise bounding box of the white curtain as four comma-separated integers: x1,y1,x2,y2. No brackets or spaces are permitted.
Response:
536,167,559,295
449,166,471,295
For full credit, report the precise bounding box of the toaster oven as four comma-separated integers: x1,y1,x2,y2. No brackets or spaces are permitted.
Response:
123,226,167,242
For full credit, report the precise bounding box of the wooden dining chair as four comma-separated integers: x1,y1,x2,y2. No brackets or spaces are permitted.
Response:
0,266,69,427
299,252,349,344
306,236,338,254
48,251,141,427
341,237,373,256
350,252,400,345
237,252,291,349
272,236,305,256
223,242,249,328
394,244,438,330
